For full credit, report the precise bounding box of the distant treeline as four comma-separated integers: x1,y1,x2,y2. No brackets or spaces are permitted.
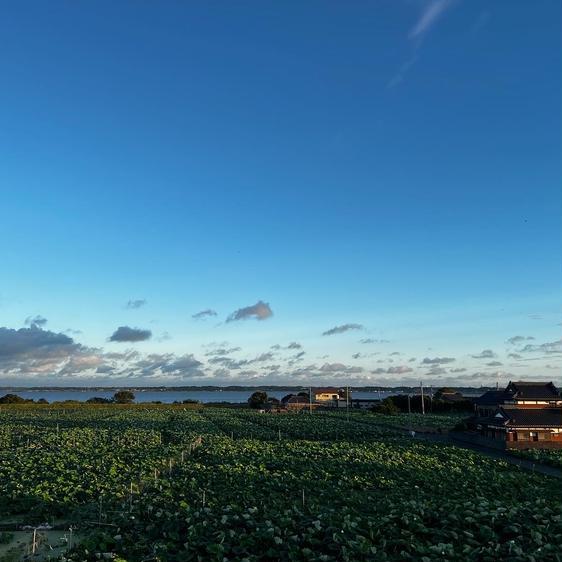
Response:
0,385,494,393
375,392,474,415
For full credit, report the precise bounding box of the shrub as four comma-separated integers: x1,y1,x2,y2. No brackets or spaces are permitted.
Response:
0,394,32,404
114,390,135,404
378,398,400,416
248,391,268,409
86,397,113,404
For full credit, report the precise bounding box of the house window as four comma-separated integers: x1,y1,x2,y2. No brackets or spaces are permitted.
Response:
530,432,538,442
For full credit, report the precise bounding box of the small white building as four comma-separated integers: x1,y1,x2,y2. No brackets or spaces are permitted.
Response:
313,388,342,401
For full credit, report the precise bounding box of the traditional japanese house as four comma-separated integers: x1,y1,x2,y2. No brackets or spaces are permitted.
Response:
280,394,313,411
467,382,562,449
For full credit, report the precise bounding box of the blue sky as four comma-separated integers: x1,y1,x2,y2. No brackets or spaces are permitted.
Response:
0,0,560,387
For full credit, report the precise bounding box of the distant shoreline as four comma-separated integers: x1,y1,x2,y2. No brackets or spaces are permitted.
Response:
0,385,493,393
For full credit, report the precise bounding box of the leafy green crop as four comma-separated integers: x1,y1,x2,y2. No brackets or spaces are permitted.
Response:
0,406,561,561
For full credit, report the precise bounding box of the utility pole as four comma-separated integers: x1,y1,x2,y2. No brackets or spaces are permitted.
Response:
428,384,433,413
407,394,411,415
309,386,312,414
346,386,350,422
420,381,425,415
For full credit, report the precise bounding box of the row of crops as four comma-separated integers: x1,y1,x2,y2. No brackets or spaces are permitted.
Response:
363,412,466,430
0,405,561,560
512,448,562,469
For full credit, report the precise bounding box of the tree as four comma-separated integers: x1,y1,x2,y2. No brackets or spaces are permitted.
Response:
434,387,460,399
86,397,113,404
339,387,351,401
383,394,432,413
377,397,399,416
0,394,31,404
113,390,135,404
248,391,268,409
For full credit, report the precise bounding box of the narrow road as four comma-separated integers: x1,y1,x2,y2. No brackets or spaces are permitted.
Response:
413,431,562,479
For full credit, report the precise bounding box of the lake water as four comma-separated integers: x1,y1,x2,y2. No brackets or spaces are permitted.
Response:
0,389,400,404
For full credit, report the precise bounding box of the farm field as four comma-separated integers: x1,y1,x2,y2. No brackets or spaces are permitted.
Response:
0,406,561,561
346,412,466,431
512,448,562,470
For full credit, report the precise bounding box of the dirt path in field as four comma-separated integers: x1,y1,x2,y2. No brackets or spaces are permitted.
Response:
410,432,562,479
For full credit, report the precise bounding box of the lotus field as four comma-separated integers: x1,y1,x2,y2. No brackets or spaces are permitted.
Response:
0,406,561,561
512,448,562,470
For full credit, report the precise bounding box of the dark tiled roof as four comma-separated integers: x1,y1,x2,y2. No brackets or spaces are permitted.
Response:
502,407,562,427
506,381,560,400
313,388,340,394
440,394,469,402
475,412,509,427
474,390,514,406
475,382,561,405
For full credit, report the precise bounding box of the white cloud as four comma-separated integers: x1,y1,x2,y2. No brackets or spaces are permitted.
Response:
471,349,496,359
409,0,453,40
322,324,363,336
227,301,273,322
126,299,146,309
388,0,454,88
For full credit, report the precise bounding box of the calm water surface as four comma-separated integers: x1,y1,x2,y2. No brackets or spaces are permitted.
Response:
2,389,400,404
